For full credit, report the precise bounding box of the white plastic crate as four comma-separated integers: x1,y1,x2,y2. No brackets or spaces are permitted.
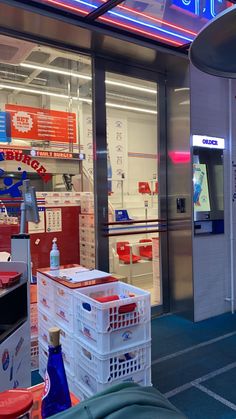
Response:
37,274,54,315
76,363,152,394
74,282,150,334
54,282,74,311
30,303,38,339
74,338,151,383
79,214,94,228
72,380,93,401
31,339,39,371
54,298,74,333
38,310,54,346
39,348,74,393
75,319,151,354
80,243,96,259
79,256,95,269
56,322,74,373
80,227,95,242
39,339,74,381
38,341,49,379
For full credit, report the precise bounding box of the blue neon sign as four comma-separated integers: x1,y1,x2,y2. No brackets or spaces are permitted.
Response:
171,0,225,19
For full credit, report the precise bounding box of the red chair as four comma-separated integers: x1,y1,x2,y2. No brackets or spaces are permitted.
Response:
138,182,151,194
154,181,158,194
116,241,141,264
139,239,153,260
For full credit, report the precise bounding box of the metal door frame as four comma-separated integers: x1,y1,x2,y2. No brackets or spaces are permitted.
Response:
92,57,169,316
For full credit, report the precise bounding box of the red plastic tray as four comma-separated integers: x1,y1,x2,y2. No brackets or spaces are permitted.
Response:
0,271,21,288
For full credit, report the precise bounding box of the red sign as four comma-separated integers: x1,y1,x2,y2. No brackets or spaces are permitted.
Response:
35,150,73,159
5,104,77,144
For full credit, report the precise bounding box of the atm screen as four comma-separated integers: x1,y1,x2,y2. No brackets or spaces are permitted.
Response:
193,163,211,212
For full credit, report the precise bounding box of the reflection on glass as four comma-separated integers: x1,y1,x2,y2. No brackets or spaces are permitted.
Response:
100,0,232,47
0,35,95,275
105,72,161,307
33,0,109,17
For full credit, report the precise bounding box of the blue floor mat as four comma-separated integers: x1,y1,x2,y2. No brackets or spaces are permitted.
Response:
151,312,236,419
151,312,236,360
31,370,43,386
169,387,236,419
152,333,236,393
203,367,236,406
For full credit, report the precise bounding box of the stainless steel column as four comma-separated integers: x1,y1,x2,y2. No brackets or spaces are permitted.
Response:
92,57,109,271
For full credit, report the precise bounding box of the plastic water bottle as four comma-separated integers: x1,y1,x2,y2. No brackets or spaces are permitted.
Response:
41,327,71,418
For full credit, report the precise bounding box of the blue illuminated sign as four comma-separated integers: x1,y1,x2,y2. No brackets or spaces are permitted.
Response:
171,0,224,19
0,112,11,143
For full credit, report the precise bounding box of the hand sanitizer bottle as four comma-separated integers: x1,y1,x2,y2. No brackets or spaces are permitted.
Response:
50,238,60,270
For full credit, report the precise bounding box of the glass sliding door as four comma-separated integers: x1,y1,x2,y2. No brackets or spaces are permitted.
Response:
104,72,163,308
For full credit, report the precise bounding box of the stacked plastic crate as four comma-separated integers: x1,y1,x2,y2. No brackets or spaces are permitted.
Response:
37,273,92,400
38,275,74,388
79,193,95,269
73,281,151,395
38,273,151,399
30,284,39,370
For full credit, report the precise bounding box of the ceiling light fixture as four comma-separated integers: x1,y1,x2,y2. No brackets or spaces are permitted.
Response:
0,84,156,115
174,88,190,92
20,63,91,80
20,62,157,94
106,102,157,114
0,83,70,99
106,80,156,94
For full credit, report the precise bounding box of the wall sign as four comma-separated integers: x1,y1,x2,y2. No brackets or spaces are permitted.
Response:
0,112,11,143
192,135,225,149
5,104,77,144
0,150,52,184
46,208,62,232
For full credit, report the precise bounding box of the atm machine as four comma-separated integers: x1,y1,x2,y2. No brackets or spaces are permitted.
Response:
192,135,225,235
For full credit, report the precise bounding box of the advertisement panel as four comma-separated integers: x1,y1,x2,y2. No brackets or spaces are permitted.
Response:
5,104,77,144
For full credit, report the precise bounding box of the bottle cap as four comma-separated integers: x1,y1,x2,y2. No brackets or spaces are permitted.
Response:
52,237,58,249
0,389,33,418
49,327,60,347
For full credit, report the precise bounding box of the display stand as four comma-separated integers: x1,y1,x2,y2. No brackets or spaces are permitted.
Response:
0,261,31,391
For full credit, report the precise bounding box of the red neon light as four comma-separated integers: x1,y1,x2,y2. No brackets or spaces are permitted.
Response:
42,0,88,15
169,151,191,164
116,4,197,37
100,16,183,46
42,0,196,41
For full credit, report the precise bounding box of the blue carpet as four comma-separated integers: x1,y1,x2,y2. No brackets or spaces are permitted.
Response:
152,334,236,393
31,370,43,386
151,312,236,360
203,367,236,406
151,312,236,418
169,387,236,419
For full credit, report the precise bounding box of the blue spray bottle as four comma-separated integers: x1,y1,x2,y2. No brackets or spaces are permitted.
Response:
41,327,71,418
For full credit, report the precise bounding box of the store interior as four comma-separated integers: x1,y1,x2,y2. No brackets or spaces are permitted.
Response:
0,34,161,307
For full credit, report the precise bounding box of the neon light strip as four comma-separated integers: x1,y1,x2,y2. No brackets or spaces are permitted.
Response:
41,0,194,44
68,0,193,42
44,0,196,37
100,16,182,46
108,10,193,42
116,4,197,36
41,0,88,14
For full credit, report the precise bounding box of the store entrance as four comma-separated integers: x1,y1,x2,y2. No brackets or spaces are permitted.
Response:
95,63,168,314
